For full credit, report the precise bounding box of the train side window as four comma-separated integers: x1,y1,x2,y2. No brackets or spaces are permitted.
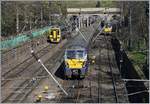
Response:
51,31,53,35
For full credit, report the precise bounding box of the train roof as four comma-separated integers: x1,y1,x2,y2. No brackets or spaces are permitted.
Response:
50,26,60,29
66,45,86,50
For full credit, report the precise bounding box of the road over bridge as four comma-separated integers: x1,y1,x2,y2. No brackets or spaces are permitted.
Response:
67,8,121,29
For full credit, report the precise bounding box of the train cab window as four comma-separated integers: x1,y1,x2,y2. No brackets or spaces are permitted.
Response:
76,50,84,59
51,29,60,36
56,29,59,35
51,31,53,35
66,50,76,59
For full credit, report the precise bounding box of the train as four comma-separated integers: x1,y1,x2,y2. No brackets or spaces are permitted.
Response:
64,45,88,79
46,25,71,43
103,23,112,35
47,27,61,43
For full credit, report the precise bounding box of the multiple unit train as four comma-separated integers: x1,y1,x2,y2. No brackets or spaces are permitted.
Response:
103,23,112,34
47,27,61,43
47,25,71,43
64,45,88,79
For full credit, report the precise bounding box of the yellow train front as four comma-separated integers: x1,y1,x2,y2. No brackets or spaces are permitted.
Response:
103,24,112,35
64,46,88,79
47,27,61,43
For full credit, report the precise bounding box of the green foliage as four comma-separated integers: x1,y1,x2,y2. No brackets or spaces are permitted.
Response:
1,1,16,36
63,0,117,8
100,0,117,7
1,1,66,37
129,51,146,64
128,50,148,79
64,1,97,8
120,1,149,52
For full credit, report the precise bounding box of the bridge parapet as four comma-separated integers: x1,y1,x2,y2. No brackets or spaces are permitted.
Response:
67,8,121,14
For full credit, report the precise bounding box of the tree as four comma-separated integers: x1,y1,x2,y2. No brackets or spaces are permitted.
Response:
1,1,63,37
96,1,100,7
119,1,148,50
1,1,16,36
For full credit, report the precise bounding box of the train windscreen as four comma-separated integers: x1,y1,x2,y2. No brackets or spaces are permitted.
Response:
66,50,85,59
66,50,76,59
76,50,84,59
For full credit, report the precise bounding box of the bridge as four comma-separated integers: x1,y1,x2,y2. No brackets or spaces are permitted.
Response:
67,8,121,28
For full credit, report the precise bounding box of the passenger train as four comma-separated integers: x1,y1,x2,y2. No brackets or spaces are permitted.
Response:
64,45,88,79
46,25,72,43
47,27,61,43
103,23,112,35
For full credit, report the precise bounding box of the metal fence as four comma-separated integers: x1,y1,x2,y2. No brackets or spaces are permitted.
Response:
0,27,50,50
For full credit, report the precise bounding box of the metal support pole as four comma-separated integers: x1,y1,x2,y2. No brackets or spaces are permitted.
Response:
129,4,132,49
30,50,68,96
16,5,19,34
87,17,89,27
90,81,92,97
40,7,43,28
120,43,123,78
78,15,80,29
65,19,88,43
29,18,32,30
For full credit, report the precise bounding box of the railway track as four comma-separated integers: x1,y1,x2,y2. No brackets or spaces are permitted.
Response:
2,40,67,103
2,54,53,103
53,31,126,103
95,32,129,103
2,44,52,78
55,79,84,103
2,19,100,103
2,69,45,103
94,34,119,103
50,26,102,103
104,34,118,102
89,31,119,103
1,44,53,86
3,22,101,103
1,37,46,70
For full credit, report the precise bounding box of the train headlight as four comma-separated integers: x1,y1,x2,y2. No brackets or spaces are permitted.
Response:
51,38,54,41
82,61,86,68
65,62,69,68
